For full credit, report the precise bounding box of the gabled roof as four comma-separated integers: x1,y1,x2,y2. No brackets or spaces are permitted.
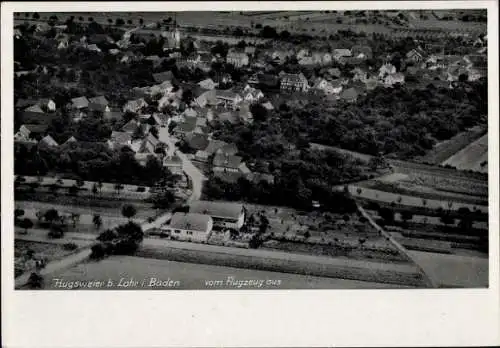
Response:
39,135,59,147
169,213,212,232
217,111,239,124
175,117,198,133
89,96,108,106
340,87,358,101
190,200,243,220
71,96,89,109
215,90,241,101
24,104,44,113
110,131,132,145
185,132,209,151
15,99,37,109
122,119,140,133
88,103,109,112
261,101,274,110
63,136,78,145
213,153,242,169
22,124,48,134
205,140,229,155
153,71,174,83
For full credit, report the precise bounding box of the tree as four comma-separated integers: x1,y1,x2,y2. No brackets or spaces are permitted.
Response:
19,218,34,234
421,198,427,208
32,12,40,19
116,18,125,26
457,207,473,231
76,178,85,188
97,228,118,242
397,196,402,204
400,211,413,224
68,185,79,196
15,208,25,221
44,209,60,225
440,214,455,226
88,17,94,22
356,187,362,195
139,18,144,25
70,213,80,228
27,272,44,289
114,183,124,195
121,204,137,220
151,190,176,209
303,231,311,239
107,18,113,24
378,207,394,223
93,214,103,230
48,224,64,238
92,183,98,196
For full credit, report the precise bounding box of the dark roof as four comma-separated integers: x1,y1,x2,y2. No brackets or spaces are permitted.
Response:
185,133,209,151
15,99,37,109
340,87,359,101
213,153,242,169
176,117,198,133
190,200,243,219
169,213,212,232
88,103,108,112
23,124,48,134
153,71,174,83
89,96,108,106
71,96,89,109
213,171,244,183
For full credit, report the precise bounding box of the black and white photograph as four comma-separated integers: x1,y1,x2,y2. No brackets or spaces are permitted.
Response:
8,6,492,291
2,2,499,347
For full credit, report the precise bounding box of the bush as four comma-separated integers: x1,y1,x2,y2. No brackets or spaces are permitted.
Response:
90,243,106,259
48,225,64,239
136,186,146,192
62,242,78,251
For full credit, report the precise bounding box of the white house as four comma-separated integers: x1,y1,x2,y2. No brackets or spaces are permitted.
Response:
378,63,397,80
190,201,246,230
163,213,214,242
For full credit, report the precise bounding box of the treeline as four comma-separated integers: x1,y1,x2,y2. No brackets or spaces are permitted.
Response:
14,141,170,186
275,79,487,159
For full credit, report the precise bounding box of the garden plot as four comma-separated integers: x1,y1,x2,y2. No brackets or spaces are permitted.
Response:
442,134,488,173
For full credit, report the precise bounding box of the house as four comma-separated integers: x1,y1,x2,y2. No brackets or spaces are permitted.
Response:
271,50,291,64
189,201,245,230
351,45,373,60
163,155,183,175
384,72,405,86
226,52,249,68
378,63,397,79
280,73,309,92
63,136,78,145
193,89,217,108
333,48,352,60
244,46,256,57
15,124,48,141
88,103,110,114
153,71,175,84
247,172,275,185
184,108,198,118
351,67,368,82
144,55,164,68
212,153,244,174
107,131,132,150
173,117,198,138
298,56,314,66
71,96,89,110
152,113,170,127
103,108,124,121
312,78,343,95
123,98,149,114
339,88,359,103
296,48,310,60
163,213,213,242
138,133,161,154
39,135,59,148
15,99,37,110
22,104,45,121
37,99,56,112
195,150,210,162
406,48,426,63
326,68,342,79
57,38,69,50
215,90,243,109
198,78,217,90
217,111,239,125
122,119,141,134
204,140,229,155
89,96,109,107
86,44,102,52
261,101,274,111
365,77,379,91
237,85,264,103
185,133,209,152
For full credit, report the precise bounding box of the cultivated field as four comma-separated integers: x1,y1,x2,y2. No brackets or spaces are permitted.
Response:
46,255,411,289
417,127,486,165
442,134,488,173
